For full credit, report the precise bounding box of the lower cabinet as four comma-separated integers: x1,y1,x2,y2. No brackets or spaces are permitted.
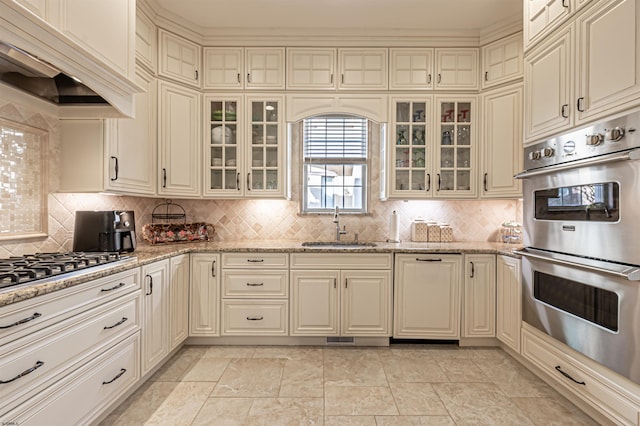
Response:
462,254,496,338
496,255,521,353
189,253,220,336
220,252,289,336
290,253,392,337
169,254,190,351
394,254,461,339
140,259,169,375
522,324,640,425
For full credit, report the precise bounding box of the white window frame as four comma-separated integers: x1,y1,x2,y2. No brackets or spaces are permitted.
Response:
301,115,368,214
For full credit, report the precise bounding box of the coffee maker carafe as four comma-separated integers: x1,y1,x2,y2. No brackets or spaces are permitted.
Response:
73,210,136,253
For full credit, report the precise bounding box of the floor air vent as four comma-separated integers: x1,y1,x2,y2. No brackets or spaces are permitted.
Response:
326,337,355,345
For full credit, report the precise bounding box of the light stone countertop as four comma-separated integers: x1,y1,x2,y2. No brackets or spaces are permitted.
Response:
0,240,523,308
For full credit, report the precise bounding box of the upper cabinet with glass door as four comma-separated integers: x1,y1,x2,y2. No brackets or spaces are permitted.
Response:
205,96,243,197
247,96,285,197
435,97,477,198
389,97,433,199
204,95,285,198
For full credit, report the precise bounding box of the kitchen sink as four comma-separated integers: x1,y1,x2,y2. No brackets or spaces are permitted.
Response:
301,241,377,248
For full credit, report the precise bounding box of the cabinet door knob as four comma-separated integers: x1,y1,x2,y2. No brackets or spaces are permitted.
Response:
236,172,240,190
484,71,489,81
561,104,569,118
195,70,199,80
436,173,441,191
145,274,153,296
237,73,241,83
437,73,442,84
483,173,488,192
577,97,585,112
247,73,251,83
162,168,167,188
211,260,216,277
427,73,432,84
426,174,431,192
247,173,251,191
469,261,475,278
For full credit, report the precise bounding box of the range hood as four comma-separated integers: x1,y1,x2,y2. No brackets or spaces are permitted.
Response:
0,41,108,105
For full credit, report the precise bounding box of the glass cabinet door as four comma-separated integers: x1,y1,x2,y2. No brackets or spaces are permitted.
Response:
248,98,282,194
208,98,241,193
391,99,431,197
436,98,476,196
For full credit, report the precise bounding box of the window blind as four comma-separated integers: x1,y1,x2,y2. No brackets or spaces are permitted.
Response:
303,116,367,160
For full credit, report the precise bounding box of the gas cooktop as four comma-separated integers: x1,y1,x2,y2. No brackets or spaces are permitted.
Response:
0,252,133,291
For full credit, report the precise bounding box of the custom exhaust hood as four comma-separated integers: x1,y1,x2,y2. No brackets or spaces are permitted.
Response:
0,42,108,106
0,1,140,118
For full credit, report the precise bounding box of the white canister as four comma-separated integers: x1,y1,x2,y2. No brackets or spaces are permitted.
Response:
411,217,429,242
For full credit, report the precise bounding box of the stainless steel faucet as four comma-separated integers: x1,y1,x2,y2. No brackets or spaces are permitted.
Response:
333,206,347,241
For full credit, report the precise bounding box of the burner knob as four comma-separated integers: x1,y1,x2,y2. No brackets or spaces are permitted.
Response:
542,147,555,157
529,150,542,160
586,133,604,146
606,127,625,142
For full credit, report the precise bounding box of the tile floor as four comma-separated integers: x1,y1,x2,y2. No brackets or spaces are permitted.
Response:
101,344,598,425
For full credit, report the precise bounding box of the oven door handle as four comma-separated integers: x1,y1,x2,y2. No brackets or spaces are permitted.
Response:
515,148,640,179
515,249,640,281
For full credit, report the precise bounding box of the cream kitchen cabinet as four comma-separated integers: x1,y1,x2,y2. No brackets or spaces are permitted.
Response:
338,48,388,90
389,48,434,90
394,254,461,339
389,96,477,199
140,259,169,375
158,29,201,87
525,0,640,144
524,25,573,144
524,0,573,50
135,7,156,73
481,33,523,89
105,68,157,196
0,268,140,422
203,47,244,89
168,254,189,351
480,84,523,198
462,254,496,338
496,255,521,353
221,252,289,336
158,80,201,198
575,0,640,124
203,47,285,90
204,94,286,198
189,253,220,337
522,324,640,425
59,67,157,197
290,253,392,337
434,48,479,90
286,48,337,90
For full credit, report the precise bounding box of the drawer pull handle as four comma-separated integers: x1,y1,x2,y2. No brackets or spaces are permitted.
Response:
246,282,264,286
0,312,42,329
416,258,442,262
469,261,475,278
0,360,44,384
103,317,128,330
145,274,153,296
555,365,586,385
247,259,264,263
102,368,127,385
246,316,264,321
211,260,216,278
101,282,126,292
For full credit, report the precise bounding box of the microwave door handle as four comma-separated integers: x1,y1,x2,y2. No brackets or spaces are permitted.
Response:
515,148,640,179
515,249,640,281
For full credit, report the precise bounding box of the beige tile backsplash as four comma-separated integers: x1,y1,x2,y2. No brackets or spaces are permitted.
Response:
0,97,523,257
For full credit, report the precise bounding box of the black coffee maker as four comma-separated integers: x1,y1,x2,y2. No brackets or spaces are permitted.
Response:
73,210,137,253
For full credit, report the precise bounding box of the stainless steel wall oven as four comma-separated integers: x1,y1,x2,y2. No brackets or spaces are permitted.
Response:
516,111,640,384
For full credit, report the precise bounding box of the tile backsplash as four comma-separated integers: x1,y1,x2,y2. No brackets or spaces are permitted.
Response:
0,96,522,257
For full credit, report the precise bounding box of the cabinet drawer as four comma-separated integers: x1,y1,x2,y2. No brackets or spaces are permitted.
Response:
222,252,289,269
221,300,288,336
0,293,140,413
0,268,140,346
3,332,140,425
222,271,288,298
290,253,392,269
522,326,640,425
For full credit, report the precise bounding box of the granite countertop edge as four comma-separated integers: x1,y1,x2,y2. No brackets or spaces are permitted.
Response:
0,241,523,308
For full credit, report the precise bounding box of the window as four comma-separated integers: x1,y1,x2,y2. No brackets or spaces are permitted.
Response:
302,115,368,213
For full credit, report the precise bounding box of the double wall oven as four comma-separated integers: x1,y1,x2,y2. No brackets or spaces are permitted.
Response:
516,111,640,385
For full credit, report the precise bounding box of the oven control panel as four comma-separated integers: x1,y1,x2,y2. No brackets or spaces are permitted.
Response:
523,111,639,170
